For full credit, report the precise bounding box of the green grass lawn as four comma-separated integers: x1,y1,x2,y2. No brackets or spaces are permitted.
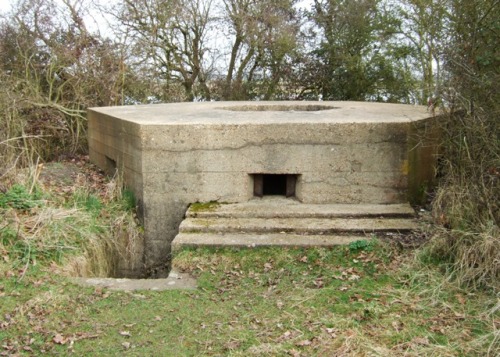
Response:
1,244,497,356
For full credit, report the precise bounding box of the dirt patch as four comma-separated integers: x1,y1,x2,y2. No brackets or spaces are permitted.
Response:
38,155,108,194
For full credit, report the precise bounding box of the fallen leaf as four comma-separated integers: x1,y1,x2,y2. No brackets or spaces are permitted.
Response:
32,280,43,287
455,294,466,305
313,278,324,288
280,331,292,340
325,327,337,338
122,342,131,349
225,340,240,350
295,339,312,347
119,331,131,337
53,334,67,345
392,320,403,332
411,337,429,346
2,344,14,351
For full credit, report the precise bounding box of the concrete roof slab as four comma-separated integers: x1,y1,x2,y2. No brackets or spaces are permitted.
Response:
89,101,432,125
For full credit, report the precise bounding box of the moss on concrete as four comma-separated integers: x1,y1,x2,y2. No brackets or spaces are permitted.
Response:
189,201,221,213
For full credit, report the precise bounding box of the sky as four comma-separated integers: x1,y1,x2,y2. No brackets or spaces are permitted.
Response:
0,0,314,18
0,0,11,14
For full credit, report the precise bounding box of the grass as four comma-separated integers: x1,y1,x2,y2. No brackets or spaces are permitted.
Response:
0,162,143,279
0,161,498,356
1,243,498,356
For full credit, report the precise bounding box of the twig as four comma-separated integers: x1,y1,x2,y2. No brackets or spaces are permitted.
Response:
17,242,31,283
290,293,318,308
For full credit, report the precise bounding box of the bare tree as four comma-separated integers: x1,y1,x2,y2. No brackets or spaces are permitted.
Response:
117,0,214,101
397,0,449,105
0,0,129,160
221,0,299,100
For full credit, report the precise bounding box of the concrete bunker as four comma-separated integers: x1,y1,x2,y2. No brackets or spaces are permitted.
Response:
87,101,440,278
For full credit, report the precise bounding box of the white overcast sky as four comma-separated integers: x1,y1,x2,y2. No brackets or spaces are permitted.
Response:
0,0,11,14
0,0,314,16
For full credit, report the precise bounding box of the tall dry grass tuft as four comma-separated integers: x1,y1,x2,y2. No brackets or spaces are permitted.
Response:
424,0,499,291
65,211,144,278
424,225,499,291
0,161,144,279
425,108,499,291
62,171,145,278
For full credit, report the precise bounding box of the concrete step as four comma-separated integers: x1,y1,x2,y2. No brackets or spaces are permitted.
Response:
172,233,369,250
187,200,415,219
179,217,417,235
172,200,417,251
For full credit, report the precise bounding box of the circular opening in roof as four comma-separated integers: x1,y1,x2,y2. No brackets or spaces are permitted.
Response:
220,104,337,112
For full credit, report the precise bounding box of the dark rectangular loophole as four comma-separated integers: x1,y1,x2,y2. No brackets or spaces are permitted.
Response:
252,174,297,197
105,156,117,173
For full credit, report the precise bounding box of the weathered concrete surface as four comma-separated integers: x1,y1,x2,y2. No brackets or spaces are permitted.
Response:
173,233,370,249
187,198,416,218
172,198,416,250
179,217,417,234
87,101,439,276
72,270,196,291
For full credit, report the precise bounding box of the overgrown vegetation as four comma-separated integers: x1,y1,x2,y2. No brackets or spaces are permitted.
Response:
0,160,143,279
422,0,499,291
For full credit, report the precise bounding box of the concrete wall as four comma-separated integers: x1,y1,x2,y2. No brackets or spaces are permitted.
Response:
88,101,440,277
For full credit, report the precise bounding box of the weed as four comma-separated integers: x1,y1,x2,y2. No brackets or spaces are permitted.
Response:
0,184,43,210
348,239,374,252
121,189,136,211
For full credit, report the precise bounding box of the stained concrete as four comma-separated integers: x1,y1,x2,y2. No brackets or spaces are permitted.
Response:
179,217,417,234
173,233,370,249
88,101,439,277
173,198,417,249
187,199,416,218
73,270,196,291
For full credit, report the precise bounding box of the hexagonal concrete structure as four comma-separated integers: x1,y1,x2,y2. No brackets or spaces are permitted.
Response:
88,101,439,277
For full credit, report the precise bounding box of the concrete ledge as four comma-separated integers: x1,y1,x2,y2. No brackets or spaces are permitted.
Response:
72,270,197,291
188,200,416,219
172,233,370,250
179,217,418,235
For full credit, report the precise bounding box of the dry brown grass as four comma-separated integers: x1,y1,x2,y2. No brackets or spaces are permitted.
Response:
0,161,144,280
425,108,499,292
